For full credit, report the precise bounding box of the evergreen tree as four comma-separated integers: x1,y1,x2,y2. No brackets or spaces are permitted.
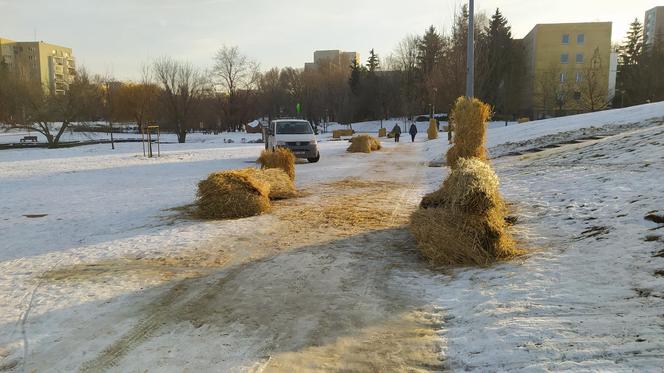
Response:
617,18,645,106
416,26,445,114
478,8,513,112
446,6,470,103
417,26,444,75
348,58,363,95
366,49,380,73
619,18,643,67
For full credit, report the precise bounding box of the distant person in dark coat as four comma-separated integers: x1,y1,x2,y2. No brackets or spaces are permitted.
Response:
393,124,402,142
409,123,418,142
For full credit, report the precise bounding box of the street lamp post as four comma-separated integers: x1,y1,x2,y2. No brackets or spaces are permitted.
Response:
466,0,475,98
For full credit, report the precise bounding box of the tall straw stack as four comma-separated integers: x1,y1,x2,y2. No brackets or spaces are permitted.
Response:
427,119,438,140
410,97,518,267
446,96,492,168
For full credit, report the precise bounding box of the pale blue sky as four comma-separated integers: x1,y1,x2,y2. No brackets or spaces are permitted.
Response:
2,0,659,80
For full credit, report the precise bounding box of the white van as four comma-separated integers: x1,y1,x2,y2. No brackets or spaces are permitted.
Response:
265,119,320,163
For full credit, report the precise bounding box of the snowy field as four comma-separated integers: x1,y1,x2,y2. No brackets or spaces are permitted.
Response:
1,102,664,371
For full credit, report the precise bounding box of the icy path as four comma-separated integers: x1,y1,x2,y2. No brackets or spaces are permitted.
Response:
1,138,449,372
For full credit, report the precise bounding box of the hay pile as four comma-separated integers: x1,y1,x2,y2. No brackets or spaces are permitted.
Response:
244,167,297,200
427,119,438,140
347,135,382,153
410,97,517,267
257,147,296,180
411,158,516,266
333,129,354,138
196,170,271,219
196,167,298,220
446,96,491,169
378,128,387,137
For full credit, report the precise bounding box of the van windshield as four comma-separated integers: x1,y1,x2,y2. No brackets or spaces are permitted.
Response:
276,121,313,134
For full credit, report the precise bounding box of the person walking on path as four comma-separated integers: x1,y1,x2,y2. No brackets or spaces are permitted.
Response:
409,123,418,142
393,124,401,143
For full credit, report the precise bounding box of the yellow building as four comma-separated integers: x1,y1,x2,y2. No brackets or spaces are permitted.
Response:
520,22,614,118
0,37,76,95
304,50,360,72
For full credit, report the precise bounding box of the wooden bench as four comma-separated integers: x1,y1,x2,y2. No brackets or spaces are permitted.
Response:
20,136,38,143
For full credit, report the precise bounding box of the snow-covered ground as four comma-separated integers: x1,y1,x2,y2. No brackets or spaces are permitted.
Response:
1,102,664,372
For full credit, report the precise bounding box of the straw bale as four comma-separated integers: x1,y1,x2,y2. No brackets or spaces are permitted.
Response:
420,158,501,213
378,128,387,137
196,170,270,219
347,135,381,153
333,129,354,138
257,147,296,180
410,207,517,266
427,119,438,140
446,96,492,169
244,167,297,200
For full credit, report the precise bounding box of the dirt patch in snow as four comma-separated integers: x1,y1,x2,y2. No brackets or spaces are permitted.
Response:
39,256,226,282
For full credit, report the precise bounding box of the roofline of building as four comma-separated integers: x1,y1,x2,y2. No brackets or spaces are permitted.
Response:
0,37,71,51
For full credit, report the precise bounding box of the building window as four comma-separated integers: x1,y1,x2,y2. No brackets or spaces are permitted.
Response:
560,72,567,82
561,53,569,64
575,71,582,82
573,91,581,100
577,34,585,44
576,53,584,63
562,34,570,44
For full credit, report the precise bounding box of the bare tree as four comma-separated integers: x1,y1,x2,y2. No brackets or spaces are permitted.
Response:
119,65,160,131
393,35,420,119
213,46,259,131
14,68,101,148
533,65,572,118
257,67,286,121
153,57,207,143
578,48,609,112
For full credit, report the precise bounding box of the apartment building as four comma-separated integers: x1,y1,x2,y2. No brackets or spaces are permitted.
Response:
304,50,360,72
644,6,664,49
520,22,615,118
0,37,76,95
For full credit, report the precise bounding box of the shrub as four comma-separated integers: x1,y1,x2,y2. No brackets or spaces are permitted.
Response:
257,147,296,181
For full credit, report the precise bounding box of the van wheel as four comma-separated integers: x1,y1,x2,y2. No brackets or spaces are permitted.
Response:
307,153,320,163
